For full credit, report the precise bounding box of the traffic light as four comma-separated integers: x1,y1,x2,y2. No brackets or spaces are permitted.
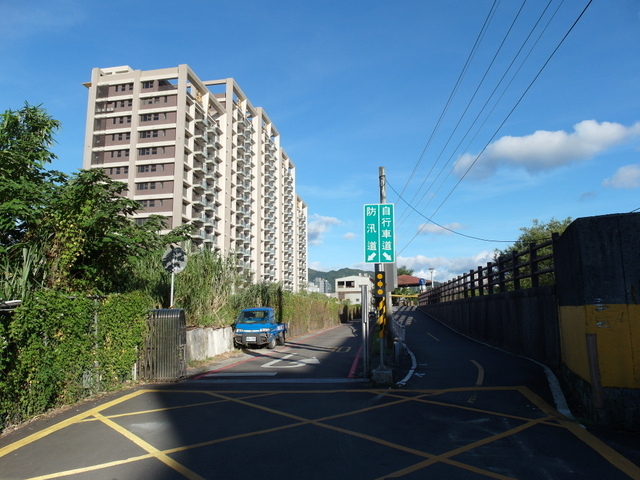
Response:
374,271,385,297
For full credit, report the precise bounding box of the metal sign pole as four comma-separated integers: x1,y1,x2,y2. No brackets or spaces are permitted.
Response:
170,251,177,307
361,285,369,376
378,167,386,370
170,271,175,307
162,246,188,309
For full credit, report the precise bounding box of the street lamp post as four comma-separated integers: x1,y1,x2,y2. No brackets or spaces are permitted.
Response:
429,267,435,289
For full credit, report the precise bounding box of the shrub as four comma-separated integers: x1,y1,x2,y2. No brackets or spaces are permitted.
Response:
0,290,154,431
5,291,95,424
96,291,152,390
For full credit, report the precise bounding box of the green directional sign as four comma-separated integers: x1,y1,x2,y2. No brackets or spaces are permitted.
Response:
364,203,395,264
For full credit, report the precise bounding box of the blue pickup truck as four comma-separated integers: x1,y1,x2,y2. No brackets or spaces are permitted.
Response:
232,307,287,349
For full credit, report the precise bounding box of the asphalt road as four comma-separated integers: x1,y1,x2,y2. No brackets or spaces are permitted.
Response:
191,321,365,383
1,307,639,479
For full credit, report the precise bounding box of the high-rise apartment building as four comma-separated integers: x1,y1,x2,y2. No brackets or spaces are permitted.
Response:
82,65,308,291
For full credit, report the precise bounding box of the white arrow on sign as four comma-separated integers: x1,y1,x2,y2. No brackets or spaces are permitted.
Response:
261,353,320,369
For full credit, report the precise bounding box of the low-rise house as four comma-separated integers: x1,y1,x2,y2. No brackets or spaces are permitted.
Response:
334,273,372,305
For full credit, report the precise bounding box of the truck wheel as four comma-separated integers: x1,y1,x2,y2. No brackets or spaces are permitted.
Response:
267,336,277,349
277,332,286,346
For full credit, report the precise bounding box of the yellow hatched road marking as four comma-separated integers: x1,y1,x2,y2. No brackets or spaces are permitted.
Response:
0,390,146,459
2,387,639,480
23,453,155,480
561,419,640,479
375,415,554,480
92,412,205,480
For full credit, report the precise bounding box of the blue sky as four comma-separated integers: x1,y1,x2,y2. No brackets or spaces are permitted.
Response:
2,0,639,283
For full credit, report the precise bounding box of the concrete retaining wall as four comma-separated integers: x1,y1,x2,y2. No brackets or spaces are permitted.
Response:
554,213,640,430
186,326,234,363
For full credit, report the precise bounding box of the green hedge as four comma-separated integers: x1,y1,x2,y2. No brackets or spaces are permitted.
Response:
0,285,350,432
0,290,152,431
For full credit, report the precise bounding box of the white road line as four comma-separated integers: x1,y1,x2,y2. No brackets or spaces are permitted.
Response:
467,360,485,404
187,378,369,384
396,343,416,387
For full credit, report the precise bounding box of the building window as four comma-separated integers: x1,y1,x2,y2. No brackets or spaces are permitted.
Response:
108,166,128,175
140,130,162,139
142,81,154,89
138,164,160,173
141,96,167,106
112,116,131,125
140,113,166,122
138,147,161,156
115,83,133,92
137,182,163,191
112,132,130,141
140,199,164,208
110,149,129,158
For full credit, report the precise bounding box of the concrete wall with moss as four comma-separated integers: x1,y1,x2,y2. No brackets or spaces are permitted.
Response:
554,213,640,429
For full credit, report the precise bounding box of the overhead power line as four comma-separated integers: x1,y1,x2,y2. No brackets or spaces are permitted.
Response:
395,0,594,254
405,0,559,222
387,181,516,253
431,0,593,219
396,0,500,223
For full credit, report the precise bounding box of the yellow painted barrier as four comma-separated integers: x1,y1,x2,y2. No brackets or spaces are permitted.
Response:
559,304,640,389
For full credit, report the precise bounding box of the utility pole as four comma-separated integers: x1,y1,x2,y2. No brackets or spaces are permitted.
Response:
377,167,386,368
366,166,395,384
379,166,386,204
379,166,399,371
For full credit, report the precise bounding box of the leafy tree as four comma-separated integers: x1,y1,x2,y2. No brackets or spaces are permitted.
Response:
494,217,572,259
0,104,64,299
493,217,572,289
0,104,195,296
42,168,194,292
397,265,414,276
0,103,65,249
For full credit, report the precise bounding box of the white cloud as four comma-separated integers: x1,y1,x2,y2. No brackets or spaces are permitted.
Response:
308,261,325,271
343,232,357,240
602,164,640,189
455,120,640,179
417,222,463,235
398,250,494,282
308,214,341,245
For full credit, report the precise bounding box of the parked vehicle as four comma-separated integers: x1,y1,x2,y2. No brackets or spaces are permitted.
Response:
232,307,287,349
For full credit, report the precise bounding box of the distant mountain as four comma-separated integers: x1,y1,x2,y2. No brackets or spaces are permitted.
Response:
308,267,374,292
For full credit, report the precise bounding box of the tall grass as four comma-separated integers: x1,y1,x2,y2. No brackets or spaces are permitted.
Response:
282,290,342,337
129,244,346,335
127,248,170,308
0,244,47,301
173,246,246,327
